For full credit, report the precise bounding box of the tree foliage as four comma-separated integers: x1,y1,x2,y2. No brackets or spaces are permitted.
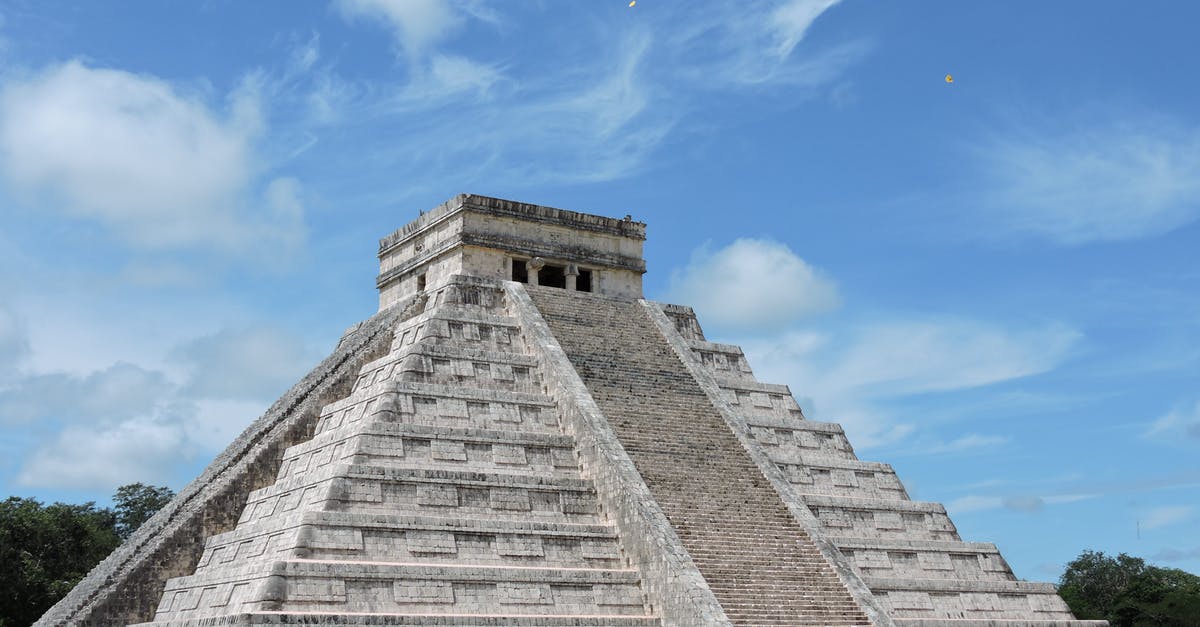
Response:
113,483,175,540
1060,550,1200,626
0,484,174,627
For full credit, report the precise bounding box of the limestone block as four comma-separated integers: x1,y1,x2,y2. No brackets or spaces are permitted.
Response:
918,551,954,571
431,439,468,461
594,583,644,606
998,593,1030,612
493,403,521,423
495,534,545,557
496,583,552,605
930,592,964,615
394,580,454,604
875,511,905,531
492,443,527,465
416,484,459,507
438,398,470,419
580,538,620,560
855,549,891,570
289,579,347,602
406,530,457,554
490,488,532,511
886,591,934,611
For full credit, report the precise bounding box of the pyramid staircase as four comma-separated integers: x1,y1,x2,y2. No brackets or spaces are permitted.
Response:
138,280,660,626
526,286,872,626
648,301,1103,626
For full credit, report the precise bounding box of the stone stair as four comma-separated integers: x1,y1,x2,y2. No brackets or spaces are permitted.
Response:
135,279,659,627
655,303,1104,625
528,286,871,627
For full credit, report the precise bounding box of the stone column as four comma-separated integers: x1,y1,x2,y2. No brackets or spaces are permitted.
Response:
526,257,545,286
565,264,580,291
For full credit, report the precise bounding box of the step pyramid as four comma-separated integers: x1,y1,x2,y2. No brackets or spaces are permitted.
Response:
38,195,1106,626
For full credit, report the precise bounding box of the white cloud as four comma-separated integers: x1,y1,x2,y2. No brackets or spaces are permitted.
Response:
1003,495,1045,513
947,495,1003,514
173,325,317,401
734,318,1079,449
822,319,1080,397
15,413,192,490
0,61,304,256
184,399,269,451
664,0,865,87
947,492,1093,515
667,239,840,329
0,362,169,426
977,119,1200,243
1150,547,1200,562
1145,401,1200,443
335,0,463,57
1143,505,1194,531
770,0,843,59
3,321,310,490
0,303,28,380
923,433,1011,455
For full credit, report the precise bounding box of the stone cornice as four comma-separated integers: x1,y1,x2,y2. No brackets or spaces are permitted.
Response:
378,194,646,257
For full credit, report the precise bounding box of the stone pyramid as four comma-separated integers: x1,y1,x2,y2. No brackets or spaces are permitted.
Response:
39,195,1106,626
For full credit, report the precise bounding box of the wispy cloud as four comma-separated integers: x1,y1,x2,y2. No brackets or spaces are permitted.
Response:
973,117,1200,244
1142,505,1194,531
1145,401,1200,443
663,0,865,88
729,317,1078,448
1150,547,1200,563
334,0,464,58
922,433,1011,455
947,492,1094,515
309,1,864,190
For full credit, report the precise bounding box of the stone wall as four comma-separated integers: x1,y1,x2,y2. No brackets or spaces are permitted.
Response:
35,303,408,627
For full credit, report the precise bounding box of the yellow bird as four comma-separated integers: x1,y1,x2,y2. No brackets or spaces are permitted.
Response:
945,74,954,84
629,0,636,6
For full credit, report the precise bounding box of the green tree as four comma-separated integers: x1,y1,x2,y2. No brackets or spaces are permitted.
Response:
113,483,175,539
1060,550,1200,626
0,497,120,627
0,483,175,627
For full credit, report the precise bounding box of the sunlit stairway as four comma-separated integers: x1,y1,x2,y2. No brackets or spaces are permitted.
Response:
136,278,659,626
528,285,870,627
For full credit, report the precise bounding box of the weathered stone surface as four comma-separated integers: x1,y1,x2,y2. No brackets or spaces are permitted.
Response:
41,195,1104,627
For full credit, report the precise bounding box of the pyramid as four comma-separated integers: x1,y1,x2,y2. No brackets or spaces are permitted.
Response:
38,195,1106,627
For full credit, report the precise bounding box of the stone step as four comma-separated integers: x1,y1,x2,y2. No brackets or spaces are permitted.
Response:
744,419,857,460
277,425,581,481
831,537,1017,582
892,614,1104,619
869,577,1077,622
195,513,624,574
316,383,561,437
153,561,649,620
351,343,540,397
237,465,604,527
526,286,871,626
135,612,661,626
803,494,960,542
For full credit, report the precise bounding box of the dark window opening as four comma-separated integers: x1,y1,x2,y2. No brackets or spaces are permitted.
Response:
511,259,528,283
416,273,427,292
538,264,566,289
577,269,593,293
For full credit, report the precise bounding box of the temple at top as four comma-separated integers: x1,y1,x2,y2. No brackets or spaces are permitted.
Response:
377,194,648,309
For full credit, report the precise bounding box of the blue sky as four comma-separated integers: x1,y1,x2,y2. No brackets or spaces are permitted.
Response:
0,0,1197,583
